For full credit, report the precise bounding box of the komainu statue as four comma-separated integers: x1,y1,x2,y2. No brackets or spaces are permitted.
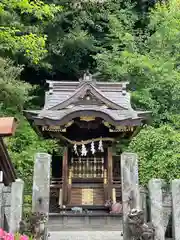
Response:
127,209,155,240
19,212,48,240
105,199,122,214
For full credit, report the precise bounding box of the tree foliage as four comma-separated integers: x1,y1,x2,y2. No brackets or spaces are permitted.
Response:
7,119,58,190
96,1,180,125
95,0,180,183
38,0,138,77
0,57,31,112
128,125,180,185
0,57,57,189
0,0,62,64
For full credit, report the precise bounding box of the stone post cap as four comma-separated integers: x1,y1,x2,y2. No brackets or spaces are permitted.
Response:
171,179,180,183
149,178,163,183
121,152,137,156
15,178,24,183
121,152,138,159
139,186,148,193
35,153,51,158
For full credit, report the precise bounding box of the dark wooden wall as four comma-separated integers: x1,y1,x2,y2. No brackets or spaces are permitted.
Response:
0,138,16,185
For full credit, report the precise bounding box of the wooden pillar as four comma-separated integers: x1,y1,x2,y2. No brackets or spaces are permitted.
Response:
67,168,72,204
62,147,68,205
107,147,113,199
103,169,108,201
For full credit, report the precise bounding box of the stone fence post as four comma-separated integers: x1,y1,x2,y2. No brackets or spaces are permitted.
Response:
0,183,4,228
148,179,165,240
32,153,51,214
171,179,180,240
139,186,148,222
121,152,140,240
9,179,24,234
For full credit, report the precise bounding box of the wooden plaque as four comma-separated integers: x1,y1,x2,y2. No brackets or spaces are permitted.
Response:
82,188,93,205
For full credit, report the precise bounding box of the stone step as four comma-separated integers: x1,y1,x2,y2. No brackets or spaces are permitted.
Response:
48,225,122,231
49,231,123,240
48,214,123,232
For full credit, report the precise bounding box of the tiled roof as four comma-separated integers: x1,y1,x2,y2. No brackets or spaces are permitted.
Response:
24,78,150,126
44,80,130,110
0,117,17,136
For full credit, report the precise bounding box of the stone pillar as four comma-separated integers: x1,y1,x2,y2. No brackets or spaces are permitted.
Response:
162,183,172,234
139,186,148,222
121,152,140,240
148,179,164,240
32,153,51,214
9,179,24,233
3,185,12,231
171,179,180,240
0,183,4,228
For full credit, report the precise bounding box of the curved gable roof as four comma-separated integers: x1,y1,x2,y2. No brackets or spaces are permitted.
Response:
23,75,150,132
47,81,128,111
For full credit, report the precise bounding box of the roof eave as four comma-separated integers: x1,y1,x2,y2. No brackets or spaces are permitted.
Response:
0,117,17,137
136,111,152,124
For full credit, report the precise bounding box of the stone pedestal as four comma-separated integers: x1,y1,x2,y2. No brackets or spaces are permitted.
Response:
161,183,172,234
9,179,24,233
3,186,12,231
121,152,140,240
171,179,180,240
0,183,4,228
148,179,164,240
32,153,51,214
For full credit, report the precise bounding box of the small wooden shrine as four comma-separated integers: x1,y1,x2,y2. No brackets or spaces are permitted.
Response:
0,117,17,185
24,73,149,212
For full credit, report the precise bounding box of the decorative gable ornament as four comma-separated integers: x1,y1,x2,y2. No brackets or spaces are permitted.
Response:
79,71,93,84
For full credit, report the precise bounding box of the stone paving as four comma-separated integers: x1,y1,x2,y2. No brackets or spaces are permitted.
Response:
49,231,123,240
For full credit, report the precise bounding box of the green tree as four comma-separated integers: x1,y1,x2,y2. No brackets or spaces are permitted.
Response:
0,57,57,190
128,125,180,186
43,0,138,77
96,0,180,125
7,119,58,191
0,0,62,64
0,57,31,113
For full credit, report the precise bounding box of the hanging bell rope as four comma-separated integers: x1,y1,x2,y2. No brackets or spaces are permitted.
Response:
59,134,115,145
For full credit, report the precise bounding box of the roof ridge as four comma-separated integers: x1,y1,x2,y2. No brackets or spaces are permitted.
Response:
46,80,129,86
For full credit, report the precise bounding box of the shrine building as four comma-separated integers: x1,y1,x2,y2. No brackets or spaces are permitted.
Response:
24,73,149,213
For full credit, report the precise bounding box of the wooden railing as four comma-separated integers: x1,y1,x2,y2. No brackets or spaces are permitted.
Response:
50,176,120,187
50,178,63,212
112,177,121,184
50,178,63,188
70,157,104,178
